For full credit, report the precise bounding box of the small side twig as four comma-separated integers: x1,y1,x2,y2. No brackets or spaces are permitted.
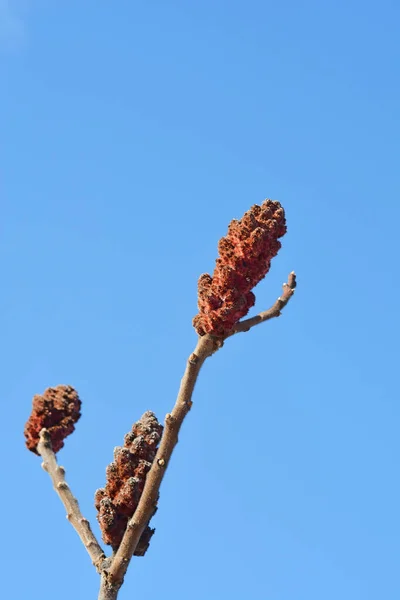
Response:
107,334,218,586
232,271,296,335
38,429,106,571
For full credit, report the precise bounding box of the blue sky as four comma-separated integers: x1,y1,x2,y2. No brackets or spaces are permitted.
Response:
2,2,400,599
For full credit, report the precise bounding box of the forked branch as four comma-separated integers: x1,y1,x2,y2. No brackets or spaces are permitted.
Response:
25,199,297,600
104,271,296,592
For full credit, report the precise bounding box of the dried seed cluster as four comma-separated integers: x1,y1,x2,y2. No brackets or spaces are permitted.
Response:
95,411,163,554
24,385,81,454
193,200,286,336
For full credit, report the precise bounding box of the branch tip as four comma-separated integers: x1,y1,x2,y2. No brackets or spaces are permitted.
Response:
231,270,296,335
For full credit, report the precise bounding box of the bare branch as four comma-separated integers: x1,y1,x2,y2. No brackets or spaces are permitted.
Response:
231,271,296,335
107,334,219,585
38,429,106,571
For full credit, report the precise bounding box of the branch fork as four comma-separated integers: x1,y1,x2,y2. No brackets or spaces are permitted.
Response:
36,271,296,599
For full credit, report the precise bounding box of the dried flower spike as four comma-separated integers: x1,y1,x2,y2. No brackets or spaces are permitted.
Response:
193,199,287,336
24,385,81,455
95,411,163,554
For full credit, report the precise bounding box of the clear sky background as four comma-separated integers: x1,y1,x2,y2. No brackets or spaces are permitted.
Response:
2,2,400,599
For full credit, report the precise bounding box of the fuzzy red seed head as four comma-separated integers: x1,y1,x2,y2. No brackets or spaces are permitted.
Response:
193,199,286,336
24,385,81,454
95,411,163,553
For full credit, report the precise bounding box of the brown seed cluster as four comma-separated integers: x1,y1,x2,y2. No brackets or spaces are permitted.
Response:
24,385,81,455
95,411,163,554
193,199,287,336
